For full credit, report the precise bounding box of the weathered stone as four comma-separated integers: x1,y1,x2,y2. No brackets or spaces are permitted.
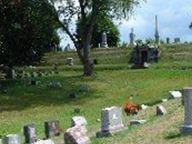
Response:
156,105,167,116
66,58,74,66
169,91,182,99
162,99,168,102
101,32,108,48
3,134,20,144
141,104,148,110
97,106,124,137
129,28,136,46
181,87,192,134
23,123,38,143
71,116,87,127
44,120,60,138
34,139,54,144
130,120,147,125
64,125,91,144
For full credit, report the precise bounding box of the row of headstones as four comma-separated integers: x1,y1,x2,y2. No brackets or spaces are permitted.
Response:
1,87,192,144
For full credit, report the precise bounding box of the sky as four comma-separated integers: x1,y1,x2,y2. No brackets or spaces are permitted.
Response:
59,0,192,48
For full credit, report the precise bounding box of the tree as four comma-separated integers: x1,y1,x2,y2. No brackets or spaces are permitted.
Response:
50,0,140,76
189,22,192,30
77,15,120,48
0,0,60,66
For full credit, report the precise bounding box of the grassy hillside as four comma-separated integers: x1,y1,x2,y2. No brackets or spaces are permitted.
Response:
0,44,192,143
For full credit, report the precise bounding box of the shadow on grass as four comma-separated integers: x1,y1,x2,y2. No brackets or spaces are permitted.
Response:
165,133,182,139
0,74,101,112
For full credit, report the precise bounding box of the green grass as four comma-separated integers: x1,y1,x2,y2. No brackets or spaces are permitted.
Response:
1,44,192,143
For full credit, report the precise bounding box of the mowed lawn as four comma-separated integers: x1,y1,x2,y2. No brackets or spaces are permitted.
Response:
0,68,192,140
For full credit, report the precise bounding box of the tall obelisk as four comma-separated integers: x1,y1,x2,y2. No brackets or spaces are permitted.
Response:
155,15,160,45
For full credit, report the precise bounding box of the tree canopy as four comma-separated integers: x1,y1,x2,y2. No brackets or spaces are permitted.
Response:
0,0,60,66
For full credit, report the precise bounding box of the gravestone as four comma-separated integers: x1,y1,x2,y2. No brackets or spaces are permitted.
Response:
101,32,108,48
64,125,91,144
174,37,180,43
169,91,182,99
156,105,167,116
97,106,124,137
44,120,60,138
66,58,74,66
181,87,192,134
166,37,170,44
3,134,20,144
130,120,146,125
71,116,87,127
34,139,54,144
23,123,38,143
129,28,136,46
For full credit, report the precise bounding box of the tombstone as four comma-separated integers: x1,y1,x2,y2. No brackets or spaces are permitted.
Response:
97,106,124,137
156,105,167,116
44,120,60,138
130,120,146,125
154,15,160,45
23,124,38,143
166,37,170,44
3,134,20,144
169,91,182,99
101,32,108,48
141,104,149,110
71,116,87,127
34,139,54,144
66,58,74,66
181,87,192,134
64,125,91,144
129,28,136,46
174,38,180,43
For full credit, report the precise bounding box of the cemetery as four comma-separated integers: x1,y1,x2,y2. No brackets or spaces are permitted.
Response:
1,0,192,144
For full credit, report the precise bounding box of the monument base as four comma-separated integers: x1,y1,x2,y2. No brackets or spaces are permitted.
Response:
180,125,192,134
96,126,125,138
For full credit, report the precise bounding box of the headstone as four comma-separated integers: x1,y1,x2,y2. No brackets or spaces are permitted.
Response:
101,32,108,48
3,134,20,144
129,28,136,46
97,106,124,137
169,91,182,99
66,58,74,66
156,105,167,116
23,123,38,143
34,139,54,144
0,139,2,144
64,125,91,144
130,120,147,125
181,87,192,134
44,120,60,138
71,116,87,127
174,38,180,43
141,104,148,110
162,99,168,102
166,37,170,44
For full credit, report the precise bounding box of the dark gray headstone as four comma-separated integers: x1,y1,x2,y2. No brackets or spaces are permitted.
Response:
23,124,37,143
44,120,60,138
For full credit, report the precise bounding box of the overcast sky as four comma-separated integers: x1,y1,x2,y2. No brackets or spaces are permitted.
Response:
59,0,192,48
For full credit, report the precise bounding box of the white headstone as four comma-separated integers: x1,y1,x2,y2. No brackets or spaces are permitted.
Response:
97,106,124,137
71,116,87,127
156,105,167,116
141,104,148,110
181,87,192,134
169,91,182,99
34,139,55,144
64,125,91,144
3,134,20,144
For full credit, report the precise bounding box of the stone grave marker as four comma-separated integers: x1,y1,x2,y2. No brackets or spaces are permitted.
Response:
23,123,38,143
156,105,167,116
181,87,192,134
3,134,20,144
71,116,87,127
44,120,60,138
34,139,54,144
97,106,124,137
66,58,74,66
130,120,147,125
169,91,182,99
64,125,91,144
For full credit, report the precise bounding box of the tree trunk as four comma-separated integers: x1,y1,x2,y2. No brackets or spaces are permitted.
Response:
83,57,93,76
